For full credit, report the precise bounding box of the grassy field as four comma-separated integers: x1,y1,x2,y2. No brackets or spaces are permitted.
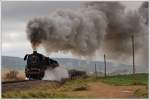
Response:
2,79,86,98
2,73,148,98
99,73,148,86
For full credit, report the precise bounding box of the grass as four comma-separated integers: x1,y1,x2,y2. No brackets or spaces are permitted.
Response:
2,90,82,98
134,86,149,98
99,73,148,86
58,78,88,92
2,73,148,98
2,78,88,98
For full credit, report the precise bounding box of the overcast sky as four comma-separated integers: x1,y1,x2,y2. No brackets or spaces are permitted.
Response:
2,1,144,59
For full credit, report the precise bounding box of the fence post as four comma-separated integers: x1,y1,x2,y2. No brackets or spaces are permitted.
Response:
104,54,107,77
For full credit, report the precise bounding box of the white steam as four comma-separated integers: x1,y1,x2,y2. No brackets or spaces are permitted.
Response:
42,66,69,81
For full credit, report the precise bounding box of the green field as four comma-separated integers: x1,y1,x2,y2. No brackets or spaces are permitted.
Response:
99,73,148,86
2,73,148,98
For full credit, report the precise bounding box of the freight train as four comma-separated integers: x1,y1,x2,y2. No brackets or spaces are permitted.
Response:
24,51,59,80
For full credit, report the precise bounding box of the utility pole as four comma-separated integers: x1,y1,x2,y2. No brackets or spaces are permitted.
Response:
104,54,107,77
132,35,135,74
95,63,97,77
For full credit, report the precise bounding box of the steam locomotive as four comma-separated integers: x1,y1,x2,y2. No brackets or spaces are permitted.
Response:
24,51,59,80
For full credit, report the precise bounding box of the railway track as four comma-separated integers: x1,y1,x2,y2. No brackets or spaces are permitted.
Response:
2,80,60,84
2,80,61,93
2,80,31,84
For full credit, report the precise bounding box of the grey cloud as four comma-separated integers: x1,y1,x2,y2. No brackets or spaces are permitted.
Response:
2,1,82,22
2,1,82,44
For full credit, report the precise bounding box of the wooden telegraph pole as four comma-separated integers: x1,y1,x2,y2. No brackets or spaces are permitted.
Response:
95,63,97,77
131,35,135,74
104,54,107,77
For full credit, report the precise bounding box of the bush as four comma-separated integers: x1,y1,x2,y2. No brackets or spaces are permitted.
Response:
4,70,19,80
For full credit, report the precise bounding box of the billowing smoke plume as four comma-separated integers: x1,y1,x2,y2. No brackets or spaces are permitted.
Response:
26,2,148,63
86,2,148,60
139,2,149,25
26,7,107,56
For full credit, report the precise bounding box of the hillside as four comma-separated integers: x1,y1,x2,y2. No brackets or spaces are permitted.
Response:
1,56,148,75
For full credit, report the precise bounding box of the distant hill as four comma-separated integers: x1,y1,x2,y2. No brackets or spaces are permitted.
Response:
1,56,148,75
2,56,26,70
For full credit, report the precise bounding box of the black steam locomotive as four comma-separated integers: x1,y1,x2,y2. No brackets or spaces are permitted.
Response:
24,51,59,80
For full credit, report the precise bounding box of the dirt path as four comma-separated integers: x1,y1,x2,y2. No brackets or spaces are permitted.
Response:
66,81,146,98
